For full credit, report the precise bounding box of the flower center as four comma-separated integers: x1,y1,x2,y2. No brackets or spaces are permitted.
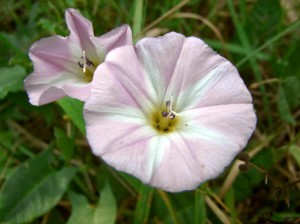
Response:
78,50,96,82
151,97,180,134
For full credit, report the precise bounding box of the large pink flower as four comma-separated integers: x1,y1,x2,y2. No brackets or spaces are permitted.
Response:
24,8,132,105
84,32,257,192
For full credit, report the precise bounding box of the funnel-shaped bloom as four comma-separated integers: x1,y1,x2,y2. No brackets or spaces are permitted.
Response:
84,32,256,192
24,8,132,105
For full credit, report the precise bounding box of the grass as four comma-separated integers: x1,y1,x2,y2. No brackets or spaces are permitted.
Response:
0,0,300,223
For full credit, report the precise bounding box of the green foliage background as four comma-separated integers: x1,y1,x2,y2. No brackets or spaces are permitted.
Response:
0,0,300,223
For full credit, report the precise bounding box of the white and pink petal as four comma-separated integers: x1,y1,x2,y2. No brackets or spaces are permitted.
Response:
26,71,92,104
84,32,256,192
66,9,132,63
176,62,252,111
25,8,133,105
91,24,132,61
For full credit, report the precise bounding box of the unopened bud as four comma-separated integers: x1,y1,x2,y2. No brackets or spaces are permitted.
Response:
238,152,250,162
239,163,249,172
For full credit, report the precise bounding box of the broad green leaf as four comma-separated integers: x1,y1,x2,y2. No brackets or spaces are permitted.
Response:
54,127,75,160
67,182,117,224
0,149,54,214
67,192,94,224
0,149,77,223
277,85,296,125
133,185,153,224
95,182,117,224
57,97,85,134
0,65,26,100
0,33,27,64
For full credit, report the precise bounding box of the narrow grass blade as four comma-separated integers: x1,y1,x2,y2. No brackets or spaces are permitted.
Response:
205,195,231,224
225,188,237,224
227,0,272,125
157,190,180,224
133,185,154,224
195,189,206,224
133,0,144,38
236,19,300,67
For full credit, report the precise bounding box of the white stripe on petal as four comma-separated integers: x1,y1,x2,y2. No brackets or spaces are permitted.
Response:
177,62,252,111
136,33,186,106
145,136,167,182
175,65,224,111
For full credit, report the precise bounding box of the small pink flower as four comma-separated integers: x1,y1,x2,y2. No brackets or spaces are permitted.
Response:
25,8,132,105
84,32,257,192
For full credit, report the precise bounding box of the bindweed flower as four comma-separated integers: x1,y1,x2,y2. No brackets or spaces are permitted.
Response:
84,32,257,192
24,8,132,105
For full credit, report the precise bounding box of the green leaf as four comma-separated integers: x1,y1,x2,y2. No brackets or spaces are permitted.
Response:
67,182,117,224
246,0,282,44
204,39,269,60
67,192,94,224
0,65,26,100
237,20,300,67
282,76,300,109
0,131,14,149
227,0,272,126
133,0,144,37
118,172,141,192
133,185,153,224
277,85,296,125
225,188,237,224
289,145,300,167
95,182,117,224
57,97,86,134
234,148,273,201
54,127,75,160
0,149,54,211
0,149,77,223
195,190,206,224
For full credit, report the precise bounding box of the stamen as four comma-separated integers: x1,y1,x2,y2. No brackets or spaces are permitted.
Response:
85,57,94,67
162,111,169,117
82,50,86,73
166,100,171,109
163,96,178,119
152,97,181,133
78,61,83,68
78,50,95,73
